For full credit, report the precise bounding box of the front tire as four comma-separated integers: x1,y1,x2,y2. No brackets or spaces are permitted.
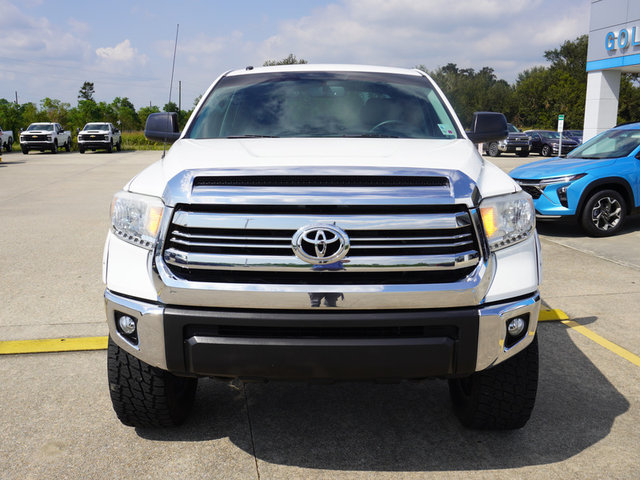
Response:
51,141,58,154
6,138,12,152
65,139,71,152
449,335,538,430
21,146,29,155
488,142,500,157
107,140,113,153
580,189,626,237
540,144,551,156
107,336,197,427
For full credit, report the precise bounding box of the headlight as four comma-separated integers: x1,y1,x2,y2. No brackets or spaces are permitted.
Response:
111,191,164,249
537,174,586,186
480,190,535,251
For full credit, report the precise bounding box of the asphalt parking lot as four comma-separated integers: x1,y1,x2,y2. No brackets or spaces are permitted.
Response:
1,150,639,479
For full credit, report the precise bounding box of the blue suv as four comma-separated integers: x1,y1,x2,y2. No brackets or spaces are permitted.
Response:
510,123,640,236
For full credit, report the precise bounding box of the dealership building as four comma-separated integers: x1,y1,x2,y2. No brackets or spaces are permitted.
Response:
585,0,640,141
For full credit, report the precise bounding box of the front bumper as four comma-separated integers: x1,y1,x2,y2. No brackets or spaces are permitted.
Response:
20,141,54,149
105,289,540,380
79,140,112,149
499,142,530,153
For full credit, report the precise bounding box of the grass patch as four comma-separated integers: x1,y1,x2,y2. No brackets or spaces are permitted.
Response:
121,131,173,150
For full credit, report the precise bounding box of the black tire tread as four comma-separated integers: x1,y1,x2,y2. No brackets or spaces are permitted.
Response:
107,337,196,428
488,142,500,157
580,189,626,237
449,335,538,430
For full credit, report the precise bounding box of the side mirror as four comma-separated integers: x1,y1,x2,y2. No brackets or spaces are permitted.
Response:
145,112,180,142
466,112,508,144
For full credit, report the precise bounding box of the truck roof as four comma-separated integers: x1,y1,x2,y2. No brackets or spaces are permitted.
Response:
226,64,426,77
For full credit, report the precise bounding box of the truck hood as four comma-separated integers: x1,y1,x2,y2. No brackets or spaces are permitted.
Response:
127,137,516,201
22,130,54,135
510,156,616,179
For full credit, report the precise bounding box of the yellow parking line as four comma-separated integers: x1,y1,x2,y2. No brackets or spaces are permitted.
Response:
538,309,570,321
561,320,640,367
538,309,640,367
0,336,108,355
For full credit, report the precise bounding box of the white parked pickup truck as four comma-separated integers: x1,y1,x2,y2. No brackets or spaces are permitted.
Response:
104,64,542,430
0,127,14,152
77,122,122,153
20,122,71,154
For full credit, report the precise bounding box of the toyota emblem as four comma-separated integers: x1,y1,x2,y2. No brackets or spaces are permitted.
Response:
292,225,350,265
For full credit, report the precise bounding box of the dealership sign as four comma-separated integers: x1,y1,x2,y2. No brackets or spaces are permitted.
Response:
605,26,640,51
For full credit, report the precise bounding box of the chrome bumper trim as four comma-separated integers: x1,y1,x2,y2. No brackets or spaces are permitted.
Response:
105,289,540,373
151,254,495,309
476,293,540,370
104,291,168,370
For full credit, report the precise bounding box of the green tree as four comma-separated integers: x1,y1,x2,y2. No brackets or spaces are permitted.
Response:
112,97,139,130
513,35,588,129
68,99,102,131
19,102,43,126
0,99,23,140
544,35,588,79
78,81,95,102
421,63,515,127
138,105,160,129
617,74,640,124
40,98,70,125
263,54,308,66
163,101,178,113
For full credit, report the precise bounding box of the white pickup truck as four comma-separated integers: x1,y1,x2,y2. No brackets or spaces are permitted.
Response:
104,64,541,430
77,122,122,153
20,122,71,154
0,127,14,152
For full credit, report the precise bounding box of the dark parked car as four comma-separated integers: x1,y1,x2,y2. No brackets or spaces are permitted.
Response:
564,130,583,144
484,123,530,157
525,130,578,156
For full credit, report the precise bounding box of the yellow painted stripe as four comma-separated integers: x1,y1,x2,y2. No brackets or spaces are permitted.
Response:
538,309,570,321
561,320,640,367
0,336,108,355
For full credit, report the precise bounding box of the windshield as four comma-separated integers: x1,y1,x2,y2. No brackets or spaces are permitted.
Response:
27,124,53,131
567,128,640,159
84,123,108,130
507,123,520,133
537,131,574,141
187,71,460,139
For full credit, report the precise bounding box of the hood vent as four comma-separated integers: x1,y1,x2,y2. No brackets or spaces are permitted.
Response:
193,175,449,188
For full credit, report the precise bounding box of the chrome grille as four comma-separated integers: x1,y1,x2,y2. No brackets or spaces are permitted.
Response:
79,134,106,141
162,205,482,285
25,134,48,141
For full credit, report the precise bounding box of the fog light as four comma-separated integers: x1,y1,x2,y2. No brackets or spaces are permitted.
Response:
118,315,137,335
507,317,526,337
558,186,569,207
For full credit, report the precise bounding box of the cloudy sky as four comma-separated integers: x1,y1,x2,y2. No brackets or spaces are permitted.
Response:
0,0,590,111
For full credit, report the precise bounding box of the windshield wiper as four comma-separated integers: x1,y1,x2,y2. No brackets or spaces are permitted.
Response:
342,134,399,138
226,134,279,138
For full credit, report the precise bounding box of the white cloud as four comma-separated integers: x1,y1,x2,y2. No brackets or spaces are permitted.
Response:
256,0,589,82
96,39,146,64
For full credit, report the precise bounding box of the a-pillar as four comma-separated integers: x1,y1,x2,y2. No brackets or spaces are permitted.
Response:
583,69,621,142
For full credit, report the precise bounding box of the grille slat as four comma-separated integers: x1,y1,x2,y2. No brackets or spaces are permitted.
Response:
163,204,481,285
